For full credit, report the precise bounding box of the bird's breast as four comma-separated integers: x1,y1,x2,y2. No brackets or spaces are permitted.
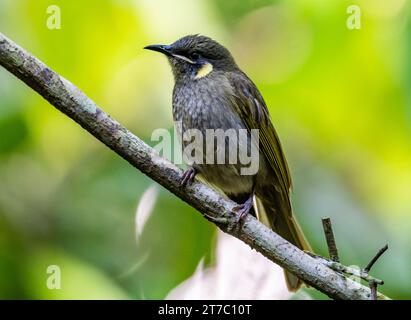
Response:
172,76,258,195
172,76,242,131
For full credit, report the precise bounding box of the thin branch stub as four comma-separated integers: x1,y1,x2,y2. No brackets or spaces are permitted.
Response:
322,217,340,262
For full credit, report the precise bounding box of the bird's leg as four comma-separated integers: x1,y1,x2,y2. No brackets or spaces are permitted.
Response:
180,167,197,186
233,194,254,222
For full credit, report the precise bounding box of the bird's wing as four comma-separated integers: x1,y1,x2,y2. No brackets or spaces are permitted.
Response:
227,71,312,289
227,70,292,199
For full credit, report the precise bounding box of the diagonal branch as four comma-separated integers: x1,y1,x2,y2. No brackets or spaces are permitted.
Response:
0,32,390,300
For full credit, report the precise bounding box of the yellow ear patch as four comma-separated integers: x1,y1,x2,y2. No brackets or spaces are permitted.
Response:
195,62,213,79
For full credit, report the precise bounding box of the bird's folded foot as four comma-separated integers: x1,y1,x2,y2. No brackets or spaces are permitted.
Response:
233,195,253,222
180,167,197,187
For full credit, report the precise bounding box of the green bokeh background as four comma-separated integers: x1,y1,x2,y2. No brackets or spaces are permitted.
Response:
0,0,410,299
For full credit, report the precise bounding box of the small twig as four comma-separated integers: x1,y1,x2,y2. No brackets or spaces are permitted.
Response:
364,244,388,300
322,217,340,262
369,279,378,300
307,227,388,300
307,253,385,285
364,244,388,273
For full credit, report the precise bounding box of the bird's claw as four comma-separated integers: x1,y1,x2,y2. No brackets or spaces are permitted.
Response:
233,196,253,223
180,167,197,187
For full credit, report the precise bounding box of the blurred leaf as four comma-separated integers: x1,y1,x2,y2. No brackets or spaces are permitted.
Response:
22,248,129,299
212,0,280,26
166,231,291,299
135,184,158,241
0,111,28,154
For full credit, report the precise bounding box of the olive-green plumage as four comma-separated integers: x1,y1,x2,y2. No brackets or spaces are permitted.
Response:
145,35,311,291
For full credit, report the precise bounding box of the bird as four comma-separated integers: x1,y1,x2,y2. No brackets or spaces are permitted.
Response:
144,35,312,291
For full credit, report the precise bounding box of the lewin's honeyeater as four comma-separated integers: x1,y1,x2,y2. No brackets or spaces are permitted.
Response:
145,35,311,291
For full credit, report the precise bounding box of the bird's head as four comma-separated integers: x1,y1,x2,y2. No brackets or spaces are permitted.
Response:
144,35,237,81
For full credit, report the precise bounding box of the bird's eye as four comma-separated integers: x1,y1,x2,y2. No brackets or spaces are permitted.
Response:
191,52,200,60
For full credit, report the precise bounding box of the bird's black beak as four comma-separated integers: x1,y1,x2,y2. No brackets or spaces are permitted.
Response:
144,44,172,56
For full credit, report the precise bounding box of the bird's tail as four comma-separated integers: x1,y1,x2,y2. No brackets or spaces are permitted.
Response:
254,192,312,291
